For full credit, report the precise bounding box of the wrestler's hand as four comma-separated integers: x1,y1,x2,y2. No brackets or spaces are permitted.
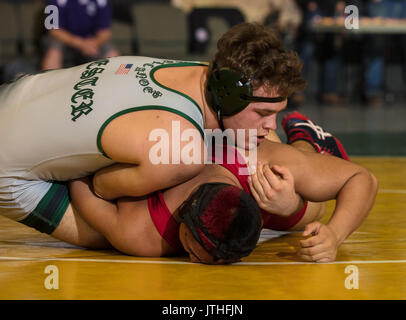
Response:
248,162,302,217
298,221,339,263
80,38,100,57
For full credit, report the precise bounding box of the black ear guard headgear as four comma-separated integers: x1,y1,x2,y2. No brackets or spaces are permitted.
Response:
178,183,262,262
205,65,286,130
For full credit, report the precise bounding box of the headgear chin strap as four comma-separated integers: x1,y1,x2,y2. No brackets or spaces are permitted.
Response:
205,65,286,130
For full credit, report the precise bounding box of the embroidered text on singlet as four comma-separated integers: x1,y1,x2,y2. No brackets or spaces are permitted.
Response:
133,60,177,99
70,58,110,121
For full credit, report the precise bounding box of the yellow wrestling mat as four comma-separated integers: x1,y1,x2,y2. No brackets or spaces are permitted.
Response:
0,157,405,300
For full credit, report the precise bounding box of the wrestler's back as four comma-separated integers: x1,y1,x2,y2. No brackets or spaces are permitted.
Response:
0,56,205,182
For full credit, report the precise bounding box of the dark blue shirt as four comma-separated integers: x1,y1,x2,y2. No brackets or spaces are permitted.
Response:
49,0,112,37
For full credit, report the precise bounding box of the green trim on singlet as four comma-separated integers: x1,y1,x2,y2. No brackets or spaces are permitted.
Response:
20,182,70,234
96,106,206,158
149,61,208,117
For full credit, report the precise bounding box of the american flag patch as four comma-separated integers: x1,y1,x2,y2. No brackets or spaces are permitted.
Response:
115,64,133,75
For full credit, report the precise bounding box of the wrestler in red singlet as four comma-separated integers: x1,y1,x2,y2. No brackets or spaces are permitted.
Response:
147,144,308,251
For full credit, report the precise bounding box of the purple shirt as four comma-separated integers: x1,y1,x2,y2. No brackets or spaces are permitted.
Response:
49,0,112,37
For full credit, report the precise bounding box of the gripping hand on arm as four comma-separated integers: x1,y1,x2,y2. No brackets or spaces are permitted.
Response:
248,162,304,217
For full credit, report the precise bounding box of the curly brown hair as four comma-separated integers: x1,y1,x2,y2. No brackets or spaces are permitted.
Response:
209,22,306,97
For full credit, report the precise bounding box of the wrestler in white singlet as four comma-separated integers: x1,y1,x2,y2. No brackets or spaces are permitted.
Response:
0,56,205,233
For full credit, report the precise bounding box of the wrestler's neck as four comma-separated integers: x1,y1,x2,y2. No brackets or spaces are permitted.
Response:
197,68,221,130
153,65,220,130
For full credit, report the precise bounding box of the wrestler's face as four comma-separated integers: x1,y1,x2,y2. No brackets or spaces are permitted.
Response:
179,223,234,265
222,85,287,149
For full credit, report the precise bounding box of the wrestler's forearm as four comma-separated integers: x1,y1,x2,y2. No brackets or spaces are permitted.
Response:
93,163,163,199
49,29,83,50
327,169,378,245
273,145,377,237
93,163,143,200
93,29,112,46
93,162,204,200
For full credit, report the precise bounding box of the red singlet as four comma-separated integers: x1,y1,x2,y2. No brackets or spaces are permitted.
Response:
147,144,307,250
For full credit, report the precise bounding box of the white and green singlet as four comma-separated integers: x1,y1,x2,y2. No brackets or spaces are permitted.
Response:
0,56,206,233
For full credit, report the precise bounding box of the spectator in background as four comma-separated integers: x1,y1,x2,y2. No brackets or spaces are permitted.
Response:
172,0,302,54
295,1,349,106
363,0,406,106
294,1,321,106
319,1,348,105
363,0,388,106
263,0,303,51
171,0,245,54
41,0,119,70
262,0,304,107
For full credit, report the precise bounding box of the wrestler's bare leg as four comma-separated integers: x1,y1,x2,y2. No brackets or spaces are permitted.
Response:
50,203,112,249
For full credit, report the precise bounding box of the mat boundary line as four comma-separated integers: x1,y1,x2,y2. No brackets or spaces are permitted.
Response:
1,256,406,266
